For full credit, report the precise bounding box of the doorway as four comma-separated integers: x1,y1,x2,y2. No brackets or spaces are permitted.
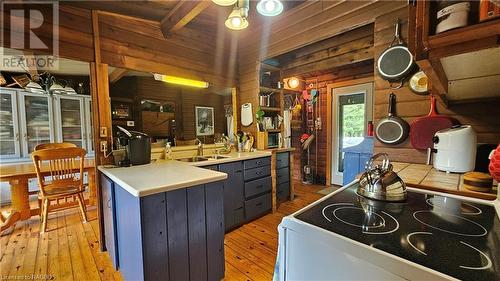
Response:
329,82,373,185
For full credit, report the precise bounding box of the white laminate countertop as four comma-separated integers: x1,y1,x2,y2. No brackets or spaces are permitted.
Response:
98,150,272,197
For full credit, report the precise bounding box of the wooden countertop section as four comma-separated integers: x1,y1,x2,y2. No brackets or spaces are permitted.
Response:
392,162,498,201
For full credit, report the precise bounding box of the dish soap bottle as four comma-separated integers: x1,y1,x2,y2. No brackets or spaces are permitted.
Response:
164,142,172,160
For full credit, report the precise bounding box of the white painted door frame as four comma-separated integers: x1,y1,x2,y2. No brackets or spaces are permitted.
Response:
330,82,373,185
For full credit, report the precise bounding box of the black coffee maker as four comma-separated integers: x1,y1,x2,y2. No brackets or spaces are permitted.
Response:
116,126,151,166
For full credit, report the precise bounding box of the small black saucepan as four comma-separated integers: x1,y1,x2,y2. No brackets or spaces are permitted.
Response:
375,93,409,145
377,19,417,89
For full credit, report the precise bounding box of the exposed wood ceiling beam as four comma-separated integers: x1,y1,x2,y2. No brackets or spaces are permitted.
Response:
160,0,210,37
109,68,128,83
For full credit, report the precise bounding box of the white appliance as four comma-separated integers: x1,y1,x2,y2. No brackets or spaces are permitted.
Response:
274,181,500,281
433,125,477,173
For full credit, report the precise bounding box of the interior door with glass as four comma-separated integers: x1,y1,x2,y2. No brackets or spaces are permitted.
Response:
0,89,20,159
55,95,86,149
20,92,54,157
331,83,373,185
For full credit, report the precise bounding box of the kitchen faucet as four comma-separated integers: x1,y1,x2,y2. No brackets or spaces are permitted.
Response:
196,138,203,156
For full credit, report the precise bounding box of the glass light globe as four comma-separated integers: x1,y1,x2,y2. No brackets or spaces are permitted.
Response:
256,0,283,16
287,77,300,88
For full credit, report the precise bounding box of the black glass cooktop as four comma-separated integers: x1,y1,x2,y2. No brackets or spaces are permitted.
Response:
295,185,500,281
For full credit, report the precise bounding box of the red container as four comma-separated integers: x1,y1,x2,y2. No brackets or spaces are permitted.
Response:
489,144,500,182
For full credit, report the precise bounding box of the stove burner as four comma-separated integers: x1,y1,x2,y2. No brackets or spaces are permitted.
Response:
413,210,487,237
426,198,482,215
333,207,386,229
322,203,399,235
459,242,493,270
406,231,432,255
406,232,493,271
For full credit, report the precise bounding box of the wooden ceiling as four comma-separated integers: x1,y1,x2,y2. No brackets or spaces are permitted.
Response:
264,24,375,78
62,0,305,37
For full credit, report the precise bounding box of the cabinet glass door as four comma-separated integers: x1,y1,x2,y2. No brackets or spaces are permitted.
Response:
21,94,53,155
58,96,85,148
0,90,20,158
84,98,94,154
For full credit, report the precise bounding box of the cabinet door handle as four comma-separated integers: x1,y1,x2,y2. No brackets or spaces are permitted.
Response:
107,199,111,209
256,161,261,165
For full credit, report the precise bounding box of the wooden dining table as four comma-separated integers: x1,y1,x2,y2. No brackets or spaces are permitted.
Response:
0,159,96,233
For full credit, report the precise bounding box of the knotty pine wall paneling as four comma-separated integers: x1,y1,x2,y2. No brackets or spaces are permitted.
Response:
1,4,236,89
236,0,407,160
289,62,374,182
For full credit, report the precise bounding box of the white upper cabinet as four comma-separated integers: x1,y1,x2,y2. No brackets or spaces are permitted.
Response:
19,92,55,157
0,88,94,161
0,89,21,159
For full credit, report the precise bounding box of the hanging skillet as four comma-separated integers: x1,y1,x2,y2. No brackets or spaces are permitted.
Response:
377,19,417,89
375,93,409,145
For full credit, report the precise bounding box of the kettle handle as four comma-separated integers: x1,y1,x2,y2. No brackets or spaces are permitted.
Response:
365,153,391,172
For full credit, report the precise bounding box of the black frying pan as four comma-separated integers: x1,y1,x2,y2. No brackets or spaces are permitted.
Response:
375,93,409,145
377,19,416,89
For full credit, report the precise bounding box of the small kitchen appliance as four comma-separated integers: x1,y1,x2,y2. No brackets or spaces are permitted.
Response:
116,126,151,166
430,125,477,173
357,153,407,202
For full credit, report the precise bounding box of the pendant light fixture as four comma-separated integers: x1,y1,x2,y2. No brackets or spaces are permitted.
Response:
256,0,283,16
225,0,249,30
212,0,237,6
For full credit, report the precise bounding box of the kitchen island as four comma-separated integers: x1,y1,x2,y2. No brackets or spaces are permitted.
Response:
98,151,273,281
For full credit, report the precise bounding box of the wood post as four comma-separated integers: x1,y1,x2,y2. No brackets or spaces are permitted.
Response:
90,10,113,251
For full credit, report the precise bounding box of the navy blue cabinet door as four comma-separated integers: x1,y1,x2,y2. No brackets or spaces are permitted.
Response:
141,193,169,281
219,162,244,231
205,182,225,281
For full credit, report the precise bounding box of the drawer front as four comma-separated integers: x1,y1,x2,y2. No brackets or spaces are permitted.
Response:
276,152,289,169
244,165,271,181
243,157,271,170
245,176,272,199
277,182,290,201
245,193,272,221
276,167,290,184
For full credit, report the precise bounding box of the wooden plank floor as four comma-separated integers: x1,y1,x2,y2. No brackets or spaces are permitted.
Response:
0,182,325,281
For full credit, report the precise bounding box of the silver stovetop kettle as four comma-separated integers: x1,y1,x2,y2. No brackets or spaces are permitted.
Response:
357,153,407,202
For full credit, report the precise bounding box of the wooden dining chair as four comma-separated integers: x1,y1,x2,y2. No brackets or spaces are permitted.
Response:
32,147,88,233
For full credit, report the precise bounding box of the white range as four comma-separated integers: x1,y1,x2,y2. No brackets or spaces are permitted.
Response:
275,181,500,281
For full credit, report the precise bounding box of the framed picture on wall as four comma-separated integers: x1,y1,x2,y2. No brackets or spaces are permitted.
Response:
195,106,214,136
